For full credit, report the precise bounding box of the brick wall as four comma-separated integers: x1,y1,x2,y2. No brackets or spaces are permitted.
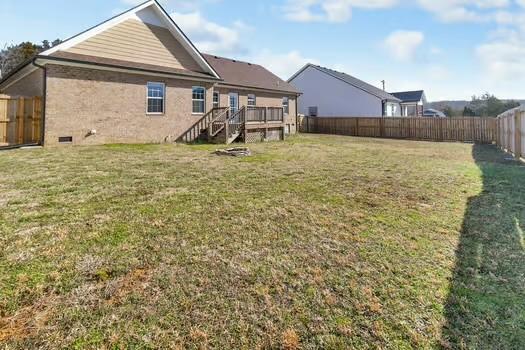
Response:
1,69,44,97
44,64,214,146
7,64,297,146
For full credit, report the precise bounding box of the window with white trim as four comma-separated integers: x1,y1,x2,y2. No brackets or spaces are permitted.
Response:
192,86,206,114
213,91,220,108
247,94,256,107
282,97,289,115
147,82,165,114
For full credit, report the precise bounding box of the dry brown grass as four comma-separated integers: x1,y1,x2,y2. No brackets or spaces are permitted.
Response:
1,134,520,348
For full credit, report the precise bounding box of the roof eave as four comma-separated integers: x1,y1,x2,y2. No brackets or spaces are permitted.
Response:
0,57,38,88
214,81,300,95
34,55,222,82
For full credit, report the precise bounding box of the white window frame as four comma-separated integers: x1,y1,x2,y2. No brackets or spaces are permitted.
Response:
213,91,220,108
192,86,206,115
146,82,165,115
247,94,256,107
282,97,289,115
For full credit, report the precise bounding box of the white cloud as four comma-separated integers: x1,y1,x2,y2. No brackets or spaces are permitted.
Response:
120,0,220,12
477,30,525,80
283,0,514,23
170,11,242,55
283,0,397,23
427,65,451,80
383,30,424,62
244,50,319,79
416,0,510,22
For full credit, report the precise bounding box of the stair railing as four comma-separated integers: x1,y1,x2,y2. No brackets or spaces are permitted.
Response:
209,108,231,137
178,107,227,143
226,106,246,140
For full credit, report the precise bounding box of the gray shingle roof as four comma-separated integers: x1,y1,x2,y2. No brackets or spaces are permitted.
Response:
305,65,401,102
203,54,299,94
391,90,425,103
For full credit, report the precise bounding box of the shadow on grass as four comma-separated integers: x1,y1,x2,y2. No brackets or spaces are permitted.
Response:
443,144,525,349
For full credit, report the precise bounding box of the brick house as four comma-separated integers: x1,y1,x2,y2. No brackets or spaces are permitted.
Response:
0,0,299,146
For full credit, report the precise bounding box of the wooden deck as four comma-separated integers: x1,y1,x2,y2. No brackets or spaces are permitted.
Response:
179,106,286,144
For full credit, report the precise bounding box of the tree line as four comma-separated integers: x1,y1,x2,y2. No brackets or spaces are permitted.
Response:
0,40,61,78
443,93,521,118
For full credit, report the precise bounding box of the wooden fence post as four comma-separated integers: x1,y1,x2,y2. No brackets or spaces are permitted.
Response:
515,109,522,159
495,118,498,147
33,96,42,143
16,97,25,144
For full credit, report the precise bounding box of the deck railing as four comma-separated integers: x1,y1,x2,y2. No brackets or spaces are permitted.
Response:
267,107,284,122
246,107,284,123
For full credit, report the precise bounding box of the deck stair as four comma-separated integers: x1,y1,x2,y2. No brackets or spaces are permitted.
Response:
209,106,246,144
178,107,228,143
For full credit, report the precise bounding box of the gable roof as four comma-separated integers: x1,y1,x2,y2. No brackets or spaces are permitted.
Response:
203,54,299,94
391,90,425,103
40,0,220,79
288,64,400,102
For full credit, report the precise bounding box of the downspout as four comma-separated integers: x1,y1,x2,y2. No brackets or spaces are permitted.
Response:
32,58,47,146
295,95,299,132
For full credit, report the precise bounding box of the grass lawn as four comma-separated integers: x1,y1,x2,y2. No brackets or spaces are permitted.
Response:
0,134,524,349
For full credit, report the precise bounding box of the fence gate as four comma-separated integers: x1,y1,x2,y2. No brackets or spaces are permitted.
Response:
0,95,42,147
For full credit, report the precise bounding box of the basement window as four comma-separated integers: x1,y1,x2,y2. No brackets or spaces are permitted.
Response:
147,82,165,115
58,136,73,143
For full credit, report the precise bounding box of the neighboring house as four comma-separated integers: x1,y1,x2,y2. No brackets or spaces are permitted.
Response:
288,64,401,118
391,90,427,117
423,108,446,118
0,0,299,146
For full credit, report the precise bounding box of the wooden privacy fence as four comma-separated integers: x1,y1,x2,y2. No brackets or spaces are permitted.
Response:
0,95,42,147
496,107,525,159
298,116,497,143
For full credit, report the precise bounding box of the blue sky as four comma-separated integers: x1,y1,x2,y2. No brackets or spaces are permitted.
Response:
1,0,525,101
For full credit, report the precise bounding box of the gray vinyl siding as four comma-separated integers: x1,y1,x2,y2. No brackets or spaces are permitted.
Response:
290,66,386,117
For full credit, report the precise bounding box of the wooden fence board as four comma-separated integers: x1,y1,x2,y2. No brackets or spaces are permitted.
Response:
496,107,525,160
0,96,42,147
298,116,497,143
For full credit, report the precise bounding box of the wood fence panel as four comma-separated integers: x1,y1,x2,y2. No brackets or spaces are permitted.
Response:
496,107,525,160
0,99,7,145
300,116,497,143
521,113,525,157
0,96,42,148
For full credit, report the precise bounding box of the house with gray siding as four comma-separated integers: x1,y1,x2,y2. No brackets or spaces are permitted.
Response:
288,64,402,118
391,90,427,117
